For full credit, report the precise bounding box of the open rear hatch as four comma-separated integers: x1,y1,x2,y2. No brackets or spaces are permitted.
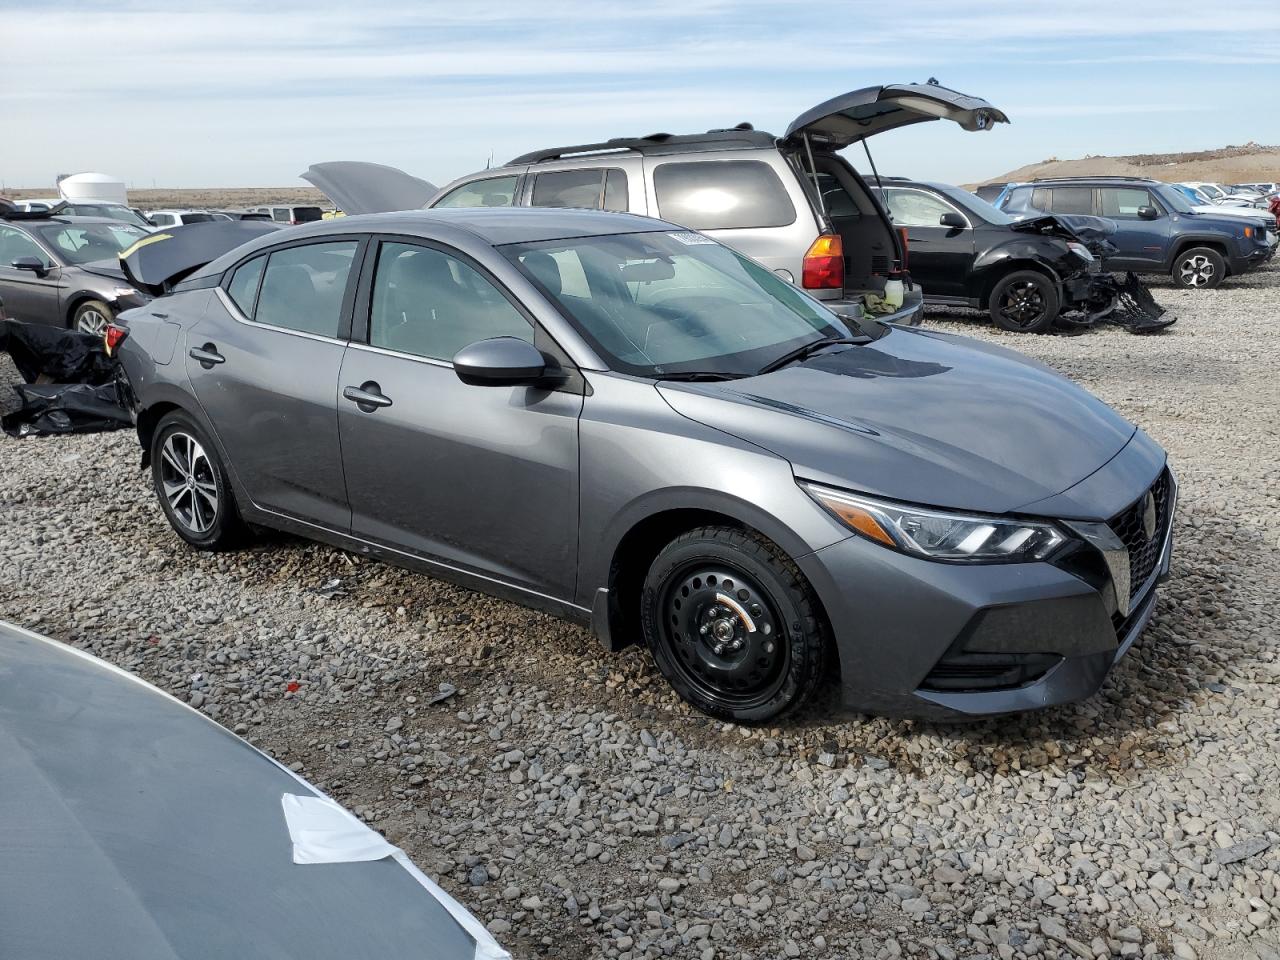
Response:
783,81,1008,147
300,161,439,215
118,220,282,296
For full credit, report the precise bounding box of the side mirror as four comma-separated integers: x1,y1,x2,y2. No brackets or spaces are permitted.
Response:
1137,206,1159,220
11,256,49,277
453,336,549,387
939,212,967,229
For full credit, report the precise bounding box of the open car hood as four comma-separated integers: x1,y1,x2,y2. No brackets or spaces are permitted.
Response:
301,161,439,215
784,82,1008,148
118,220,282,295
1009,213,1118,243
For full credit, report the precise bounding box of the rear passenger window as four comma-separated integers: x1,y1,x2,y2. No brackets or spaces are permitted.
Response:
226,255,265,316
433,176,519,209
531,168,628,211
254,241,358,337
1046,187,1094,215
653,160,796,230
272,208,290,222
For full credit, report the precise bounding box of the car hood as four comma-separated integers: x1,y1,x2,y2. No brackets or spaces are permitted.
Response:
657,326,1136,517
1188,204,1271,225
300,161,440,215
783,82,1008,148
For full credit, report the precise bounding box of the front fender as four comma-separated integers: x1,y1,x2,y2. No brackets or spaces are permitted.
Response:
971,240,1071,296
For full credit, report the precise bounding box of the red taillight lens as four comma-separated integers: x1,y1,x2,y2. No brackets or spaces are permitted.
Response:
801,234,844,290
897,227,910,271
104,323,128,355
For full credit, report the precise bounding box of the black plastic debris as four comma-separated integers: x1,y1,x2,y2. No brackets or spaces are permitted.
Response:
0,319,130,436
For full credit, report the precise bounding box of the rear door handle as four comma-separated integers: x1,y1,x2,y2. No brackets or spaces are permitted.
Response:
189,344,225,367
342,382,393,411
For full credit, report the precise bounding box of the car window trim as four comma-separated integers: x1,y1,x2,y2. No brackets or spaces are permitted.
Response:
883,186,971,229
217,233,369,343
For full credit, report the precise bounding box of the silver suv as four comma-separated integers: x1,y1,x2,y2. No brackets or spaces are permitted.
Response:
305,82,1007,325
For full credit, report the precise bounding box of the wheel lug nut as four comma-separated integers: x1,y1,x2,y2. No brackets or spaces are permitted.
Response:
700,625,709,635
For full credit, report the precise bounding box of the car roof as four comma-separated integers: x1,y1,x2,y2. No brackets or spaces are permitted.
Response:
291,207,673,245
9,215,138,228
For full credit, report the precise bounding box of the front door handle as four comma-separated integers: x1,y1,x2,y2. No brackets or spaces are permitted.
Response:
342,382,393,411
189,344,225,367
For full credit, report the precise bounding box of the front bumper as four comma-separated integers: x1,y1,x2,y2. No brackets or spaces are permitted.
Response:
797,457,1175,721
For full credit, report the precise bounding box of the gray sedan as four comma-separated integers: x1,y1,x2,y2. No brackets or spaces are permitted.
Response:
114,208,1175,723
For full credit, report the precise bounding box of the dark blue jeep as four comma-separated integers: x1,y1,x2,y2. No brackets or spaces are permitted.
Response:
995,177,1275,288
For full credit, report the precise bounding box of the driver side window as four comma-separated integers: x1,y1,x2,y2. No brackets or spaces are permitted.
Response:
883,189,957,227
368,242,531,362
0,226,48,265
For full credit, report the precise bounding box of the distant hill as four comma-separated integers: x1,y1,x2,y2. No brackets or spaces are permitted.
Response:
974,143,1280,187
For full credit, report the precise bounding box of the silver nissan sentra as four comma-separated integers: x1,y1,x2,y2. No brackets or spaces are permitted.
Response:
113,208,1175,724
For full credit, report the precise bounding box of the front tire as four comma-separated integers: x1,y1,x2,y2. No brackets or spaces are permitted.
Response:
150,411,246,550
71,299,113,337
988,270,1060,333
641,526,828,724
1172,247,1225,289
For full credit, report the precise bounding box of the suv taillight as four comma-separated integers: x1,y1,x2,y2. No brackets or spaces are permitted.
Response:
802,234,844,290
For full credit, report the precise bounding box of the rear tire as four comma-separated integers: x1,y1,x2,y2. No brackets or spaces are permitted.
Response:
988,270,1059,333
71,299,113,337
150,411,246,551
1172,247,1225,289
640,526,827,724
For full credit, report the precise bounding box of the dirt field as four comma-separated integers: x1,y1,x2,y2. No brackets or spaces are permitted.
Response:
4,186,332,210
978,143,1280,187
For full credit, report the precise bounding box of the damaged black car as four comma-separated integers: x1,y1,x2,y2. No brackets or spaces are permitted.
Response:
873,178,1171,333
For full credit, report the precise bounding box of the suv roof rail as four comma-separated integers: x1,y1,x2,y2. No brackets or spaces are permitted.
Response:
508,125,777,165
1029,175,1160,183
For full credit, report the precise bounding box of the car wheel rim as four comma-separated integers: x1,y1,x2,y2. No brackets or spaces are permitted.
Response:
998,280,1046,327
76,308,108,336
658,564,789,710
159,432,219,535
1179,255,1215,287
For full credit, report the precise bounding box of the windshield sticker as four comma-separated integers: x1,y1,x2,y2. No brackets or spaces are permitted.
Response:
668,231,715,245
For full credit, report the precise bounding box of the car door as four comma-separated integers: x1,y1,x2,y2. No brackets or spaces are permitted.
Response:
337,237,582,598
186,237,365,530
0,224,64,325
880,187,976,299
1097,186,1172,269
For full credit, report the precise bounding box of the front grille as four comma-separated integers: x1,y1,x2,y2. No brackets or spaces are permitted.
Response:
1108,470,1173,601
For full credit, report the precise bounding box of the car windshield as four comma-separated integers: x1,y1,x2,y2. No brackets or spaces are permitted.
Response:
929,183,1016,225
36,223,148,265
503,231,861,378
1150,183,1195,214
66,204,153,228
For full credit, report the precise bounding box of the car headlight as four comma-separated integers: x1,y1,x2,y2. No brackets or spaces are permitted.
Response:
801,482,1067,562
112,286,150,302
1066,242,1094,262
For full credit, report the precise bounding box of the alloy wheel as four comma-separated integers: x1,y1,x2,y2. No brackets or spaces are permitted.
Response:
998,280,1046,328
1179,255,1215,287
659,564,788,710
76,308,109,336
159,432,219,535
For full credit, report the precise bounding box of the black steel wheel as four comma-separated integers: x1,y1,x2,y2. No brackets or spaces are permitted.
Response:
150,410,246,550
641,526,827,724
988,270,1059,333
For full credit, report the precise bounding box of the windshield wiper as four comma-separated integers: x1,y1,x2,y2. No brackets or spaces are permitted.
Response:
757,336,869,375
654,371,750,382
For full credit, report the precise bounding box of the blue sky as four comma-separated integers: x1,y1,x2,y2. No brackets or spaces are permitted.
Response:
2,0,1278,190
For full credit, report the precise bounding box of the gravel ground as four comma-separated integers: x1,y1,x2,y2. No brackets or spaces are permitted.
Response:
2,265,1279,960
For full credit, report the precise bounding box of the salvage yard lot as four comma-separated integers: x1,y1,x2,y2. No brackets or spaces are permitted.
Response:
2,268,1279,960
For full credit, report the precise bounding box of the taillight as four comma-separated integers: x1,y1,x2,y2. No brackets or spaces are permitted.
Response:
897,227,910,271
104,323,128,356
802,234,844,290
